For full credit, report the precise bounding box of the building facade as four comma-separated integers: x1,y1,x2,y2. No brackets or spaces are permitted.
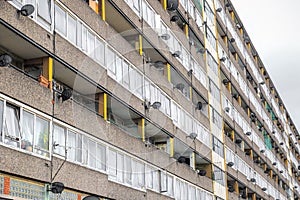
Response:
0,0,299,199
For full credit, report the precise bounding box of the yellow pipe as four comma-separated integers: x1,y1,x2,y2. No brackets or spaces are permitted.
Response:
185,24,189,38
167,63,171,82
170,137,174,157
103,93,107,121
48,57,53,90
231,130,235,141
163,0,167,10
102,0,105,21
139,35,143,56
141,118,145,142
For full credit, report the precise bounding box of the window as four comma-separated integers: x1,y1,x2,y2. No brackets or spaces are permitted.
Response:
209,79,220,102
167,175,174,197
125,0,141,15
96,143,106,171
53,124,66,156
213,165,225,186
55,5,66,36
67,130,76,161
132,159,145,189
124,155,132,184
87,31,95,58
204,1,214,25
34,116,49,156
115,152,123,183
76,21,82,48
87,138,96,168
115,55,123,82
82,25,87,52
21,111,34,152
207,52,218,75
107,48,116,75
67,15,77,44
122,61,130,88
38,0,51,24
95,38,105,66
142,2,155,28
75,134,88,164
108,149,117,179
171,102,179,124
129,68,143,97
182,48,189,70
213,136,224,158
160,171,167,192
211,107,222,130
145,165,153,189
4,104,20,147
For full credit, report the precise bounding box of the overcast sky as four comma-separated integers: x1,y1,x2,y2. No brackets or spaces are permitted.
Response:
231,0,300,129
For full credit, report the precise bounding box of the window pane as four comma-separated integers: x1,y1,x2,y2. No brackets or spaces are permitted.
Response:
87,31,95,58
82,135,88,164
88,139,96,168
122,61,130,88
76,134,83,163
107,48,116,74
4,104,20,147
145,165,153,189
167,175,174,196
76,21,82,48
95,38,105,65
213,166,225,186
53,124,66,156
82,25,87,52
117,153,124,183
124,155,132,185
136,71,143,97
34,116,49,156
153,170,159,192
67,15,76,44
108,149,117,178
137,161,145,188
21,111,34,152
38,0,51,23
96,143,106,171
160,171,167,192
55,5,66,36
67,130,76,161
115,55,122,82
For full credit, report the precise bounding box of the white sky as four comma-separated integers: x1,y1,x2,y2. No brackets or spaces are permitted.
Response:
232,0,300,129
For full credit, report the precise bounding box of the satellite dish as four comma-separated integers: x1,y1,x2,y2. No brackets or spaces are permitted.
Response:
50,182,64,194
198,169,206,176
61,88,72,102
18,4,35,16
196,102,203,110
0,54,12,67
177,156,186,163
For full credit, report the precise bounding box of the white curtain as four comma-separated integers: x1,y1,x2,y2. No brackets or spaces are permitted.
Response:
21,111,34,151
67,131,76,161
116,153,124,183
